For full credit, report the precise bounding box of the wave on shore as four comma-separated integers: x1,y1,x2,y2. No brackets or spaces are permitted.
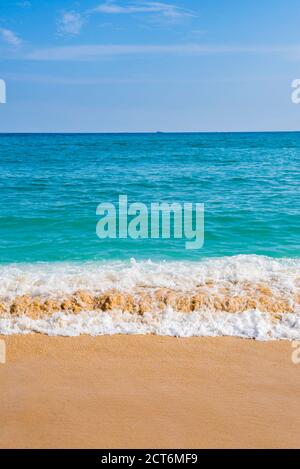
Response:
0,255,299,340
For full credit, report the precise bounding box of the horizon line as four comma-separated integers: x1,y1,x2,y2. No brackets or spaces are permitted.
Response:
0,130,300,135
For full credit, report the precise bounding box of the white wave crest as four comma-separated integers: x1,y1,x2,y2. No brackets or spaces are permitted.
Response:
0,255,299,339
0,308,300,340
0,255,299,300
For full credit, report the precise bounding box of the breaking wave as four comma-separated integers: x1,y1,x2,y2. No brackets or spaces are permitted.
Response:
0,255,299,340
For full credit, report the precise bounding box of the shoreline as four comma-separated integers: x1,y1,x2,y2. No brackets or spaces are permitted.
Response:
1,334,299,449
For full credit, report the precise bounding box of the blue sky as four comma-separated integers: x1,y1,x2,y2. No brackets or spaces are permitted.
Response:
0,0,300,132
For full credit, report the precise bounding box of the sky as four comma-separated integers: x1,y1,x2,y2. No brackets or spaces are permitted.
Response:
0,0,300,132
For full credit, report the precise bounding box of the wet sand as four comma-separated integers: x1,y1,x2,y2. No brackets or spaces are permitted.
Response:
0,334,299,449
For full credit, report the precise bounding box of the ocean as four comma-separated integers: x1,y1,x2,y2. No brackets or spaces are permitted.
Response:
0,132,299,338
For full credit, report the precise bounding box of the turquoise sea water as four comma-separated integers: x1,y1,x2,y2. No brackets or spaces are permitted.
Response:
0,132,299,263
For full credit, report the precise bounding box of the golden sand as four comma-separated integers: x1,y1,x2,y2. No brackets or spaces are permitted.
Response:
0,334,299,448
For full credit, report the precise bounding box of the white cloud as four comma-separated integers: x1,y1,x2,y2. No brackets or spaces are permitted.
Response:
4,71,281,86
57,12,85,35
4,71,184,85
55,2,194,37
92,1,193,18
23,43,298,61
0,27,22,46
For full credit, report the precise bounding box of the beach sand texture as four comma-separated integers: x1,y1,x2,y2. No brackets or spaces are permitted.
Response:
0,334,299,449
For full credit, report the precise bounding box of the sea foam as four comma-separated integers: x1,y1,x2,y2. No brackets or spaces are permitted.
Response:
0,309,300,341
0,255,299,339
0,255,299,299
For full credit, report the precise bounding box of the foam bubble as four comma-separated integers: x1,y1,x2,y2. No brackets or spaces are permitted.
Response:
0,255,299,300
0,308,300,340
0,255,299,339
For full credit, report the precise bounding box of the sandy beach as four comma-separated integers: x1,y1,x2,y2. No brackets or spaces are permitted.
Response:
0,334,299,449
